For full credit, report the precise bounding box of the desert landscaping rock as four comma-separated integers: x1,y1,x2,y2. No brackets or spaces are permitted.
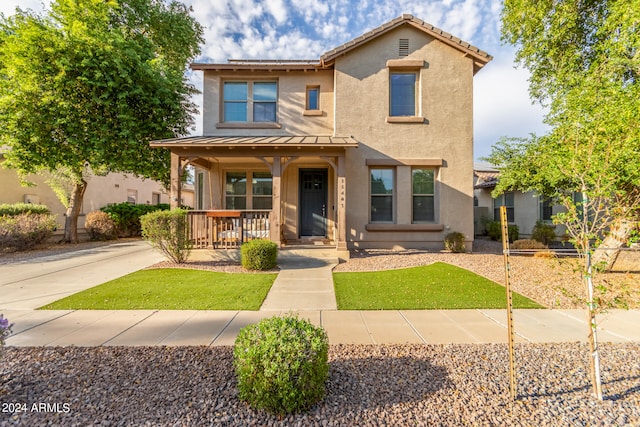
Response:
1,343,638,425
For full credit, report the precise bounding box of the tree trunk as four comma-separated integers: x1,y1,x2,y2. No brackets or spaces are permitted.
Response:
63,179,88,243
592,218,634,271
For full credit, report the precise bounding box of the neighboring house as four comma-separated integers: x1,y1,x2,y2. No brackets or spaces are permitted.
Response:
473,163,565,238
152,14,492,252
0,154,177,236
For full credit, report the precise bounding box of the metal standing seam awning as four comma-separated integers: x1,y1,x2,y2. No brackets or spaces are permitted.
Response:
150,135,359,150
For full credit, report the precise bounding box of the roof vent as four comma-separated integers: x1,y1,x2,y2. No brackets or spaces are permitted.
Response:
399,38,409,56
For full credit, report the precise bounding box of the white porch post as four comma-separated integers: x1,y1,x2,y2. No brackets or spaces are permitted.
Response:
270,156,282,245
337,155,347,251
170,151,182,209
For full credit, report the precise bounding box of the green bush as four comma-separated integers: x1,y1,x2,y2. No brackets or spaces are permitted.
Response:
233,315,329,415
140,209,192,263
101,203,169,237
444,231,466,253
85,211,117,241
241,239,278,270
0,203,50,216
531,221,556,245
485,220,519,242
0,213,57,252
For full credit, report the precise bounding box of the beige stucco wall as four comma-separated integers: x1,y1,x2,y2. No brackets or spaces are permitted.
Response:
474,187,567,239
335,26,476,248
202,70,334,136
0,160,170,232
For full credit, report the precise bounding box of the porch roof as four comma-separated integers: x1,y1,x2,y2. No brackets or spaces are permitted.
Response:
150,135,359,149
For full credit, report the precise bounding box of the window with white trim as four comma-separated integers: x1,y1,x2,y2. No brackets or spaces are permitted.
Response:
390,72,417,116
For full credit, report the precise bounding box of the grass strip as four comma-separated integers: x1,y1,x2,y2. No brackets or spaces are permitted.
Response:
40,268,277,310
333,262,543,310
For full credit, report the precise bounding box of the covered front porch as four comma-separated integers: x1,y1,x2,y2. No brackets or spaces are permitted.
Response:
150,136,358,251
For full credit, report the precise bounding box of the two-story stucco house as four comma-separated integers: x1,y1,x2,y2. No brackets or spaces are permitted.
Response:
151,14,492,253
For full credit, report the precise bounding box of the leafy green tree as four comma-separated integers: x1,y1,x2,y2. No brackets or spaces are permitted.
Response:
0,0,203,242
488,0,640,261
489,0,640,400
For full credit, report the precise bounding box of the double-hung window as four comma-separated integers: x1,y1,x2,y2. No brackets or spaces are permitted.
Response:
412,168,435,222
390,73,417,116
225,172,247,209
252,172,273,209
540,197,553,222
370,168,394,222
225,171,273,210
253,82,277,122
222,81,277,123
223,82,248,122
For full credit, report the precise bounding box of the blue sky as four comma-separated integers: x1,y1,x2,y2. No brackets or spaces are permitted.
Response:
1,0,548,161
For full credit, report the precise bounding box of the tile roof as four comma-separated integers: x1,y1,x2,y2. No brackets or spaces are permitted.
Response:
320,14,493,73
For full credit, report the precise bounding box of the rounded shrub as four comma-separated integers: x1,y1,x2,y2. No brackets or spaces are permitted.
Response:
140,209,192,263
444,231,466,253
531,221,556,245
233,315,329,415
85,211,117,241
241,239,278,270
0,213,56,252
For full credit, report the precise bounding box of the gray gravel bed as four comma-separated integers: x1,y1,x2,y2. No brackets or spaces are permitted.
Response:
1,343,638,426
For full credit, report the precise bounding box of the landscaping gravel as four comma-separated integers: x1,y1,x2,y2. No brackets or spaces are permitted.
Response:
1,343,638,426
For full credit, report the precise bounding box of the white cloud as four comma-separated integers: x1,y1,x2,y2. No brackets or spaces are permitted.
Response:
264,0,287,24
473,51,549,160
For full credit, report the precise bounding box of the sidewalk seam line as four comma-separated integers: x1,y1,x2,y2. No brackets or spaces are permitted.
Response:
398,310,428,344
100,310,159,346
478,309,532,343
359,311,375,344
209,311,240,346
8,310,76,337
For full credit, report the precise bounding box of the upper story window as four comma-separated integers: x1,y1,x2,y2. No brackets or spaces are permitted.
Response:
253,82,277,122
306,86,319,110
390,72,416,116
222,81,277,124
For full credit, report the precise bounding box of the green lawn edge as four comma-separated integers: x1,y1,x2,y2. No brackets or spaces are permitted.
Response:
40,268,277,311
333,261,543,310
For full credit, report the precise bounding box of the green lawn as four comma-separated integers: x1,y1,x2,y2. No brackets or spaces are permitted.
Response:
40,269,277,310
333,262,543,310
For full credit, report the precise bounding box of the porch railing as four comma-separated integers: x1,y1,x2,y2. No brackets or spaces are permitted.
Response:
187,210,271,249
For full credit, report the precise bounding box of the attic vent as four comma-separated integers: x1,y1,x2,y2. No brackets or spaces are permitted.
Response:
399,38,409,56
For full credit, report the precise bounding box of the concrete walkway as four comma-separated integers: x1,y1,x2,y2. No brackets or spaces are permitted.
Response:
3,308,640,347
1,241,639,347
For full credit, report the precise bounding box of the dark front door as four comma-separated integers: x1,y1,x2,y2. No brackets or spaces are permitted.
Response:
299,169,328,237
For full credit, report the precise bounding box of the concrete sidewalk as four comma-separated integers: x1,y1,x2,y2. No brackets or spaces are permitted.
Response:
4,308,640,347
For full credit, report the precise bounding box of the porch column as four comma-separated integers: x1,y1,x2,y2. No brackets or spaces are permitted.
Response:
270,156,282,245
337,155,347,251
170,151,182,209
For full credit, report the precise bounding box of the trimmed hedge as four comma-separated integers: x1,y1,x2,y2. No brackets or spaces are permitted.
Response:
234,315,329,415
485,220,519,243
241,239,278,270
0,203,50,216
101,203,169,237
